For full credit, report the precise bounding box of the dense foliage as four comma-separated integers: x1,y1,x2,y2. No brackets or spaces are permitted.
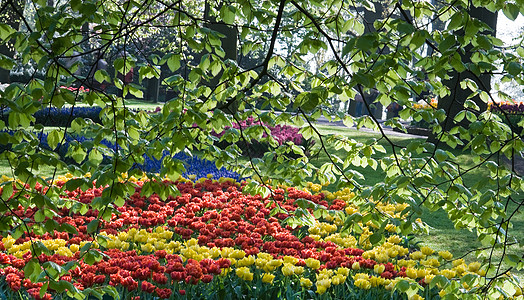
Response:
0,0,523,298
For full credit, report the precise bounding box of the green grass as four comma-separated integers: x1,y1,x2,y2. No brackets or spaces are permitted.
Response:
0,159,68,179
122,99,163,110
313,124,489,187
312,124,523,278
72,98,162,110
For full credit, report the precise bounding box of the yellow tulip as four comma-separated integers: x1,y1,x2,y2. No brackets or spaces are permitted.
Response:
305,258,320,270
331,274,346,285
406,268,418,279
300,278,313,288
337,267,350,277
409,251,425,260
316,285,327,295
438,250,453,260
354,278,371,289
282,263,295,276
238,255,255,267
70,244,79,252
440,269,456,279
261,273,275,284
235,267,253,281
374,264,385,274
294,266,305,275
424,274,435,284
230,249,246,259
420,246,434,256
468,262,481,272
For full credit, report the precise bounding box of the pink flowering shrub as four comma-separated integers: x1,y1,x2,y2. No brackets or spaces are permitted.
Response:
60,86,90,94
215,116,304,146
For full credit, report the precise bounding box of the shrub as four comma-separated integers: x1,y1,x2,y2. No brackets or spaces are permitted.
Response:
213,116,313,157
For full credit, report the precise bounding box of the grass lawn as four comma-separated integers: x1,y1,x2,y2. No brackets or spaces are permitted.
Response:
72,98,162,110
122,99,163,110
313,124,523,278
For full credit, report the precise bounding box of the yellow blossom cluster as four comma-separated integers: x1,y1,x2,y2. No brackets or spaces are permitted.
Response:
324,233,357,248
413,98,438,110
0,175,13,184
305,182,323,194
308,222,337,237
362,239,409,263
2,236,74,258
325,187,355,202
102,227,180,254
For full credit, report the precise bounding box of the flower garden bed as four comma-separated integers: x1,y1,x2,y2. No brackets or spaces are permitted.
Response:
0,173,503,300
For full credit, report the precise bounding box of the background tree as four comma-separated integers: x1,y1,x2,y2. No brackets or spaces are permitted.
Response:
0,0,26,83
436,6,498,133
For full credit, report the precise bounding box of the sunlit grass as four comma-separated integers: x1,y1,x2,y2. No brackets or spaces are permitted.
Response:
313,123,523,279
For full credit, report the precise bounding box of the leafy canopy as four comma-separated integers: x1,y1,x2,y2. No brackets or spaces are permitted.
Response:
0,0,524,297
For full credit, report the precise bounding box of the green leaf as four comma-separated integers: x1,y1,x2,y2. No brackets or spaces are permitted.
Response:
396,279,410,292
167,54,181,72
0,24,15,40
88,149,104,165
0,55,15,69
454,110,466,122
65,178,87,191
447,12,463,30
1,183,13,200
60,223,78,235
435,149,448,162
503,3,520,21
94,70,111,84
397,22,414,34
220,5,236,24
356,34,376,50
34,209,45,222
114,196,125,207
507,62,521,76
47,129,64,150
70,146,87,164
24,259,41,282
40,281,49,299
369,232,382,244
517,47,524,58
439,35,456,52
87,219,99,233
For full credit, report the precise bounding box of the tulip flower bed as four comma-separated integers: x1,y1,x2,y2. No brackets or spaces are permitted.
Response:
0,175,515,300
488,100,524,115
488,100,524,131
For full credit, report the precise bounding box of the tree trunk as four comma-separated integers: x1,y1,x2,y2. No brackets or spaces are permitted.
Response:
360,1,385,119
0,0,26,83
204,1,238,114
437,7,497,134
